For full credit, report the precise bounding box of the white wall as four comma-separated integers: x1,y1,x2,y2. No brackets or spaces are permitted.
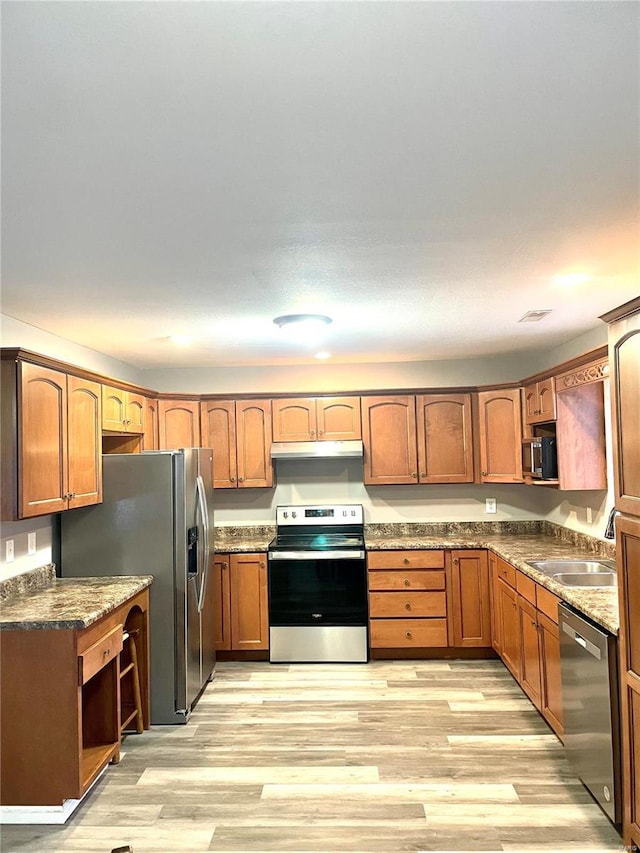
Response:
0,314,145,386
0,519,53,581
213,457,611,539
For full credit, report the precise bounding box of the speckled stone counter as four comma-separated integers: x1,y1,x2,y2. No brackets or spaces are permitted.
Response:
366,528,618,634
0,572,153,631
212,521,618,634
214,525,274,553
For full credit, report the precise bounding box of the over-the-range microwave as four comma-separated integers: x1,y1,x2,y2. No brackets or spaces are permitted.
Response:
522,436,558,480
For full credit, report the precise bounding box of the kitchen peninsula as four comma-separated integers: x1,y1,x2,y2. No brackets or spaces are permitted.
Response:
0,566,152,821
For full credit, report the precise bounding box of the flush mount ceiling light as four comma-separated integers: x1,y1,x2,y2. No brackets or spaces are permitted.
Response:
518,310,552,323
273,314,332,343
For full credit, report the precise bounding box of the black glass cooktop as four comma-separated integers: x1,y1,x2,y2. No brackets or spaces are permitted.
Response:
269,532,364,552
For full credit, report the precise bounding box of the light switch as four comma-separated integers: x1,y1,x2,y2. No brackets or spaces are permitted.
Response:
485,498,497,514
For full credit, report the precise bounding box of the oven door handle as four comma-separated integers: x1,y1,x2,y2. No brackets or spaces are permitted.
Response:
268,550,366,561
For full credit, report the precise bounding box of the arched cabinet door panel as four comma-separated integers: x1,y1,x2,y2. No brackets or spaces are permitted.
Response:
361,396,417,485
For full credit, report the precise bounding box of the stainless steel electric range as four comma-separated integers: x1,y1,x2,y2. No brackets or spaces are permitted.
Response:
267,504,368,663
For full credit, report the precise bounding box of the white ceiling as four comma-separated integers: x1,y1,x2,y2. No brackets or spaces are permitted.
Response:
1,1,638,369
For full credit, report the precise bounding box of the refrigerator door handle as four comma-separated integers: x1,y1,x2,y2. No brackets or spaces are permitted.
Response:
195,474,210,613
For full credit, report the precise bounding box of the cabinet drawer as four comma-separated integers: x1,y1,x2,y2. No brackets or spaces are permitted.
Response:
536,585,561,624
367,551,445,570
368,570,445,591
496,556,516,588
516,571,536,605
79,626,123,685
369,591,447,618
370,618,448,648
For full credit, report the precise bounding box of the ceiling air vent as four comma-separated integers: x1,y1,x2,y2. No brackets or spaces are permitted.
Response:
518,309,552,323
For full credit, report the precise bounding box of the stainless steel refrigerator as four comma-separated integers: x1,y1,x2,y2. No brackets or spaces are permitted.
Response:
60,448,215,725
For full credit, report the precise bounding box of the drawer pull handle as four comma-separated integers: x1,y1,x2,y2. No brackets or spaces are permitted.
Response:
405,631,412,639
405,603,411,611
103,649,111,658
403,558,410,565
403,579,410,587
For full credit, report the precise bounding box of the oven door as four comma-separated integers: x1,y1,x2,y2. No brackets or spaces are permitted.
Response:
267,550,368,663
268,551,368,627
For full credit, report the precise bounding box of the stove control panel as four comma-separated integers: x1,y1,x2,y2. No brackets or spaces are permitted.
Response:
276,504,364,526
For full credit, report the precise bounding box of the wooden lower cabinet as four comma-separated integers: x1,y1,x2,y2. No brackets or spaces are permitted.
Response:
368,551,448,649
497,576,520,678
448,550,491,646
491,554,564,739
0,588,150,807
518,594,542,708
214,553,269,652
538,610,564,737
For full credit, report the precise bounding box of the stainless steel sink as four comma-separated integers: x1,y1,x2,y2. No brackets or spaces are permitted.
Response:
527,559,616,575
552,572,617,587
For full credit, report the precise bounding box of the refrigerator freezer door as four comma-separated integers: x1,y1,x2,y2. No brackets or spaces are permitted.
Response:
198,449,216,683
175,448,204,716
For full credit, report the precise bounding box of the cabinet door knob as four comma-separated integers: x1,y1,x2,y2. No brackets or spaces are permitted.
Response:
230,476,236,482
411,472,417,478
405,602,411,611
238,476,244,482
310,429,315,437
260,561,265,569
481,471,488,477
420,472,426,478
405,631,412,639
318,430,324,436
403,558,410,565
403,578,410,587
222,563,228,570
453,558,459,565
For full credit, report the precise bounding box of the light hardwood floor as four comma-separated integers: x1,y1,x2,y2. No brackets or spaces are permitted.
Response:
1,660,625,852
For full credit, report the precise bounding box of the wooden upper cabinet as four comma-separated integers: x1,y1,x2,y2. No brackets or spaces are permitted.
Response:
66,376,103,510
102,385,145,434
272,398,316,441
609,315,640,515
0,361,102,520
361,396,418,485
236,400,273,488
272,396,361,442
19,363,68,517
416,394,473,483
524,378,556,425
142,397,159,450
158,400,201,449
316,397,361,440
448,550,491,647
200,400,238,489
556,382,607,490
477,389,523,483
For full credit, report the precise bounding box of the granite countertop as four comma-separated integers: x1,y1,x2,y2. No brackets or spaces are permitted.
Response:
0,570,153,631
214,521,618,634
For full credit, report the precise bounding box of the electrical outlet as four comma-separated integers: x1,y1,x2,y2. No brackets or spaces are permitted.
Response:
586,507,593,524
28,532,37,555
485,498,497,514
5,540,15,563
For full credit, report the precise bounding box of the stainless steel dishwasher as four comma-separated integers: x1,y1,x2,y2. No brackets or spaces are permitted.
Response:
559,603,621,825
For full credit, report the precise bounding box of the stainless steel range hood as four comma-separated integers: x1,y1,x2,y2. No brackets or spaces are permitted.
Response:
270,440,364,460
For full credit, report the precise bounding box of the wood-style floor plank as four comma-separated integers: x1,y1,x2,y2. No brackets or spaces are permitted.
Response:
0,660,624,852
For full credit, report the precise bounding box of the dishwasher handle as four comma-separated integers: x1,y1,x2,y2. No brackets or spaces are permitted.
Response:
562,620,602,660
